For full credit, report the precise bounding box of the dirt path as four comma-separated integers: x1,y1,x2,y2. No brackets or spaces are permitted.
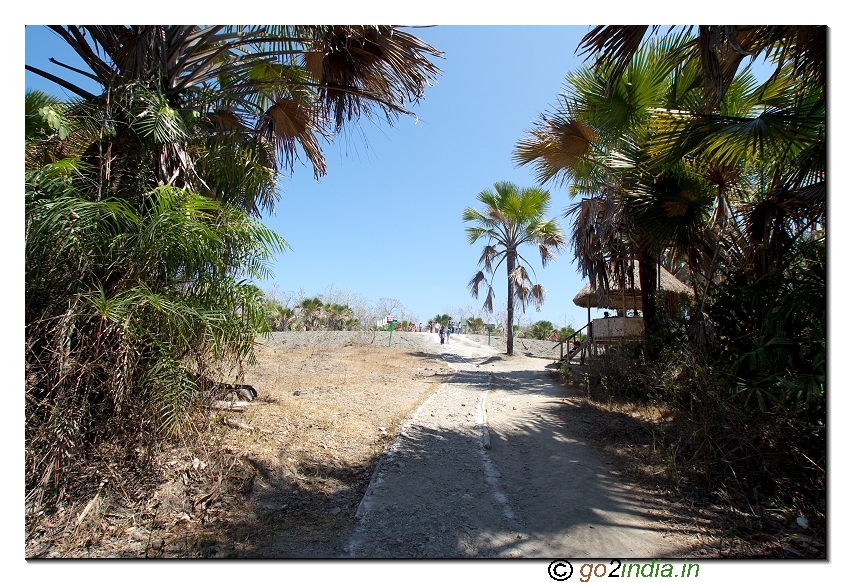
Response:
345,333,690,558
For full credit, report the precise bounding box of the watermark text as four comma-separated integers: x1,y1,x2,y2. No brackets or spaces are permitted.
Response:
548,559,700,581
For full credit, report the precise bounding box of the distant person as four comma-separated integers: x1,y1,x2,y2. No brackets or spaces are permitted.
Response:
446,323,452,343
439,325,445,345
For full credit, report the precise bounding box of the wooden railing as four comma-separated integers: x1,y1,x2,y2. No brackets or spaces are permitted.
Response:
552,322,590,364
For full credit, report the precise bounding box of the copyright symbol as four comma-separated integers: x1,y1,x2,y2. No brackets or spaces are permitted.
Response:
548,560,573,581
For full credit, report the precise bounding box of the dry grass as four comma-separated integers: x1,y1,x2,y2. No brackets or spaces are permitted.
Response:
234,342,450,494
26,338,452,558
554,365,825,559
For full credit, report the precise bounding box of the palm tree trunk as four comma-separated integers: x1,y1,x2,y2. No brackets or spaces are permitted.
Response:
506,251,516,355
638,250,660,359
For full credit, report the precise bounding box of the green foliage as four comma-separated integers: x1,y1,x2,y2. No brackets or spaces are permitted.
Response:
532,28,826,525
465,317,486,333
263,292,360,332
39,105,70,140
298,297,324,331
324,303,355,330
264,297,296,331
25,25,444,519
556,326,584,342
708,234,825,415
25,157,285,494
433,314,452,327
527,320,556,340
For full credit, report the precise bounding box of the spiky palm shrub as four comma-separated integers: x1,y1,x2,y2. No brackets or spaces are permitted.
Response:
265,301,296,331
24,88,286,511
298,297,324,331
465,317,486,334
528,320,556,340
25,155,284,509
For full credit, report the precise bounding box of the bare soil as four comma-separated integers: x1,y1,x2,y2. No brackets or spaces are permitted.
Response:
26,331,455,558
25,331,817,559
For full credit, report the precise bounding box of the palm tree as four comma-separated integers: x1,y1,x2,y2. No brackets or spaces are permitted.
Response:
569,26,825,300
517,26,826,518
528,320,556,340
516,30,824,357
268,304,296,331
299,297,324,331
324,302,353,330
25,131,286,510
516,28,824,393
466,317,486,334
433,314,452,329
25,26,443,211
515,35,745,350
463,182,565,355
24,26,443,511
575,26,825,112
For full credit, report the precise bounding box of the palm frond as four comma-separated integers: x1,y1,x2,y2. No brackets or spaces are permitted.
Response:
529,284,546,310
577,26,658,95
259,97,327,178
483,286,495,313
478,245,500,271
303,25,443,130
468,270,487,299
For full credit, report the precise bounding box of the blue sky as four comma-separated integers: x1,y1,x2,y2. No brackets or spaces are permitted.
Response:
24,24,794,329
24,25,608,329
272,25,600,328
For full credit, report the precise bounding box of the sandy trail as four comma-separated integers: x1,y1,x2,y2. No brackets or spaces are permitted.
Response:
345,333,687,558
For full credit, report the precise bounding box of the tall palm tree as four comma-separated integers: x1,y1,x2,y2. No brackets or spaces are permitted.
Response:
552,24,825,513
517,29,824,369
515,36,713,346
463,182,565,355
24,25,443,511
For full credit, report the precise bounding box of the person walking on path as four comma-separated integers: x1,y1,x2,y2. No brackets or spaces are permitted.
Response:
439,325,446,345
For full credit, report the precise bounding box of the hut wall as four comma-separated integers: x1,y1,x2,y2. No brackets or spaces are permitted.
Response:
591,316,644,339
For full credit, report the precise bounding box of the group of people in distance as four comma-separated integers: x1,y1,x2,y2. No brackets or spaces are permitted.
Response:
438,321,457,345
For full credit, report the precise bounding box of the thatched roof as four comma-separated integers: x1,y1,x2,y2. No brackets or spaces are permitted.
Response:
572,261,693,310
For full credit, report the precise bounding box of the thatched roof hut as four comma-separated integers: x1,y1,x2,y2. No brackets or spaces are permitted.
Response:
572,261,693,311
